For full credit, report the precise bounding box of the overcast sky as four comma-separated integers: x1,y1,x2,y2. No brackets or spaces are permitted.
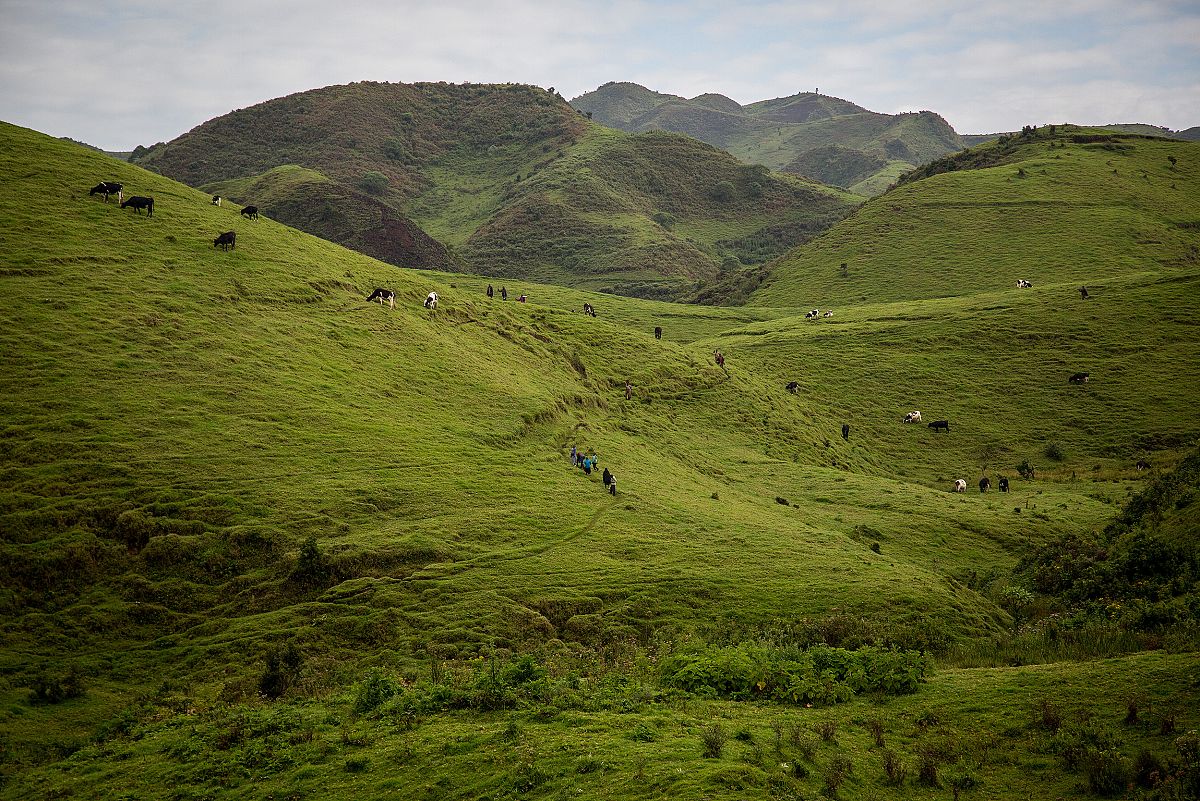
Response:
2,0,1197,150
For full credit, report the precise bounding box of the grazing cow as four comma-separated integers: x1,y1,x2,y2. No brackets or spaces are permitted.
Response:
211,195,222,206
903,410,922,423
979,476,991,493
89,182,123,203
365,288,395,309
1016,279,1032,288
805,308,820,319
1069,372,1090,384
998,476,1009,492
823,310,833,318
953,479,967,493
120,196,154,216
928,420,950,433
583,302,596,317
424,291,439,309
1136,459,1150,471
241,205,259,220
654,326,662,340
213,231,236,250
786,381,799,393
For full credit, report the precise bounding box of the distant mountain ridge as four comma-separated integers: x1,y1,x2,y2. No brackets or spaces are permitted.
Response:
131,81,856,299
570,82,963,195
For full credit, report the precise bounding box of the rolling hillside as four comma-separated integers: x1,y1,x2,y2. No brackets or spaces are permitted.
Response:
131,81,857,299
570,82,963,195
3,122,1199,800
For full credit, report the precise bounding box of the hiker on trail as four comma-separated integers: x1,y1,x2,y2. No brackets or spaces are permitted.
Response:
570,444,577,462
609,475,617,496
602,467,612,487
487,284,494,298
583,457,593,475
625,380,632,400
714,350,725,368
501,286,508,301
842,423,850,441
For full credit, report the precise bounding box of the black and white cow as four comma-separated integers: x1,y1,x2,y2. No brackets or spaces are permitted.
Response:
365,288,396,309
89,182,123,203
1069,372,1089,384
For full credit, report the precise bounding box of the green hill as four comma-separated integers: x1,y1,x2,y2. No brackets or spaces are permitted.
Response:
3,121,1199,800
130,81,856,299
571,82,964,195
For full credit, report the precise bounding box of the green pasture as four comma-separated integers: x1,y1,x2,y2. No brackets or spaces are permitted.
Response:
1,121,1197,799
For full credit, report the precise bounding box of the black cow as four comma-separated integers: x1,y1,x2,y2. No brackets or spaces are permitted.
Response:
928,420,950,433
654,326,662,340
979,476,991,493
120,196,154,216
786,381,799,393
366,288,396,309
998,476,1009,492
89,182,123,202
213,231,236,250
241,205,259,220
1069,372,1089,384
1136,459,1151,471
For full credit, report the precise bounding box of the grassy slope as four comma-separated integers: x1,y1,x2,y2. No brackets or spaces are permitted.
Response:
133,82,854,299
2,123,1198,799
571,84,963,195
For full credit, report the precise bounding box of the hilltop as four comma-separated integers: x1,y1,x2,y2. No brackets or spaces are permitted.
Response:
2,122,1198,800
131,81,857,299
571,82,963,195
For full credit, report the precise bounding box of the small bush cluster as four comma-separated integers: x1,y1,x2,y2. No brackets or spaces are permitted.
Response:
28,666,86,704
659,643,928,706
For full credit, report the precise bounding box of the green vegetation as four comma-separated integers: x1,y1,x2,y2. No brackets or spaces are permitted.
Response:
131,81,855,299
1,119,1199,800
570,82,963,194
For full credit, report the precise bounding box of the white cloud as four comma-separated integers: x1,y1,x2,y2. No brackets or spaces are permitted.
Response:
0,0,1197,149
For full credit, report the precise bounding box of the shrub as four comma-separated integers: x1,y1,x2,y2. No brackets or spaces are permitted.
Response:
822,754,853,797
353,669,399,713
1133,748,1164,788
28,666,86,704
882,749,907,786
701,721,727,758
1017,460,1036,479
116,509,156,552
381,137,412,163
291,537,328,586
866,718,885,747
359,171,389,195
259,642,302,700
712,181,736,203
652,211,676,230
1084,748,1132,796
1035,699,1063,733
1045,442,1066,461
815,720,838,743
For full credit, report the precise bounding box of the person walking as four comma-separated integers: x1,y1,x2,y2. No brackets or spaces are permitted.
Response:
501,286,508,301
487,284,494,298
570,444,576,462
625,380,632,400
608,475,617,496
602,467,612,488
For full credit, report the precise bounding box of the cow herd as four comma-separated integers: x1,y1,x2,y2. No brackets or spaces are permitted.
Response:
89,178,258,247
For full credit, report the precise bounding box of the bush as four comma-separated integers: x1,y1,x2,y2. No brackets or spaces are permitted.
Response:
712,181,736,203
359,171,389,195
1016,460,1036,479
29,666,86,704
1045,442,1066,461
291,537,328,586
1084,748,1133,796
353,669,399,713
701,722,727,758
882,749,907,786
822,754,853,797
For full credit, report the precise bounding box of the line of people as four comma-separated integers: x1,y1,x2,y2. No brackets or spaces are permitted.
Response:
570,445,617,495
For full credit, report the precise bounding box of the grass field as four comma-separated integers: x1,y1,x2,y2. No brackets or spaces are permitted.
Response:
2,121,1198,800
